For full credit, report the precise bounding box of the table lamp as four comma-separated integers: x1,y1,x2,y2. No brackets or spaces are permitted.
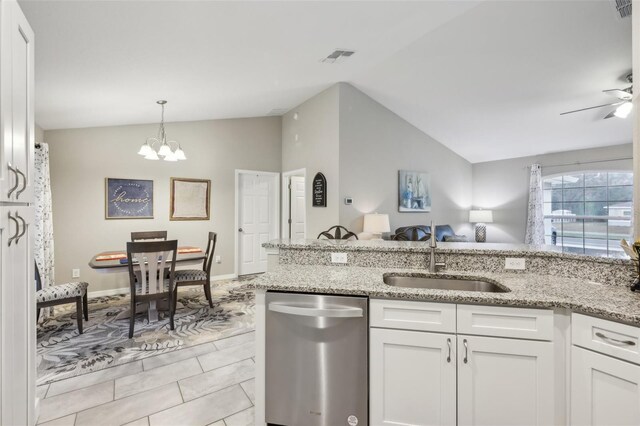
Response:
469,209,493,243
363,213,390,240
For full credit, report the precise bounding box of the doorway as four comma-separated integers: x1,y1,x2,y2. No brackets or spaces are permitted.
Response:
235,170,279,276
282,169,306,239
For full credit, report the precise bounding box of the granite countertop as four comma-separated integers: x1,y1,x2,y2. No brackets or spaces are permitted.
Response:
263,239,632,265
253,264,640,326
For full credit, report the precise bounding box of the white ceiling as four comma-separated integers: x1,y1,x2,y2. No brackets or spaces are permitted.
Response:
20,1,632,163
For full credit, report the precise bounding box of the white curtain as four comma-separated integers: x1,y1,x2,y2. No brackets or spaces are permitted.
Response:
35,143,55,319
525,164,545,245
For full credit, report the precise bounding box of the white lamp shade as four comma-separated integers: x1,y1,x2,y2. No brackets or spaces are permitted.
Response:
137,143,152,156
144,150,159,160
163,150,178,162
469,209,493,223
157,143,172,157
363,213,391,234
175,147,187,160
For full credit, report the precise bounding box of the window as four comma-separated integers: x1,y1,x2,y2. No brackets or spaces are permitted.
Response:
543,171,633,258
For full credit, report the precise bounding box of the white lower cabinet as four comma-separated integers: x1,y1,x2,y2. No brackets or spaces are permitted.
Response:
370,328,456,426
571,346,640,425
457,335,555,426
369,301,557,426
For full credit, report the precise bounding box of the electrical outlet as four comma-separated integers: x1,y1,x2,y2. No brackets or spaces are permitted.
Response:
215,256,221,264
331,252,348,264
505,258,526,270
72,269,80,278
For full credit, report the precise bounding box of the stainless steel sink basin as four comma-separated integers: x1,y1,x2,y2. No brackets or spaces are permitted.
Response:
383,274,509,293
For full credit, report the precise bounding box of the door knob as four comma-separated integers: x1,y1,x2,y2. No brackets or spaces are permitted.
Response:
238,228,243,232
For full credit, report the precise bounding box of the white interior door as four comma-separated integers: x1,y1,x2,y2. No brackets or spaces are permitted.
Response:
239,172,276,275
289,176,305,239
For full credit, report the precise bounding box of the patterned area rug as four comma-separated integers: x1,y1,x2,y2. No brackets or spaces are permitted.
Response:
37,278,255,386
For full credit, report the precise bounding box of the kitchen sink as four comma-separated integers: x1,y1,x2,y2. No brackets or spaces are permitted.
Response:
383,273,509,293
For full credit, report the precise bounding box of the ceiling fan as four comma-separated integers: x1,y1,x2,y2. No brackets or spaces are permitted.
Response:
560,73,633,119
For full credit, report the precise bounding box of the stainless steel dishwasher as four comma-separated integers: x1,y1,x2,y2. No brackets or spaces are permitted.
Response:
265,292,368,426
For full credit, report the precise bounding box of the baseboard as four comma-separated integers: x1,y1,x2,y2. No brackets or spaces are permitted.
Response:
88,287,129,297
211,273,238,281
87,273,239,297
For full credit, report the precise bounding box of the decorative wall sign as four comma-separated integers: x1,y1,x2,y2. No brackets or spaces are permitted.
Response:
170,177,211,221
312,172,327,207
105,178,154,219
398,170,431,212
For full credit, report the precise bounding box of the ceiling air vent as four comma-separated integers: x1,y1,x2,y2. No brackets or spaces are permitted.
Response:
612,0,631,19
321,49,355,64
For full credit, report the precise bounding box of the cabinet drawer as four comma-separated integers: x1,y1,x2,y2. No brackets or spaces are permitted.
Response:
457,304,554,340
370,299,456,333
572,313,640,365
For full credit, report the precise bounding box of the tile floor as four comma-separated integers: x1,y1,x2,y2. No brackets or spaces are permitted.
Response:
36,331,256,426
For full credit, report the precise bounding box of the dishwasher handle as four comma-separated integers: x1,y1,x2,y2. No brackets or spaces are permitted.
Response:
268,302,363,318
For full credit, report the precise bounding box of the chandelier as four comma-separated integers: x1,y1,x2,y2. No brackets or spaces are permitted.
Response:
137,100,186,161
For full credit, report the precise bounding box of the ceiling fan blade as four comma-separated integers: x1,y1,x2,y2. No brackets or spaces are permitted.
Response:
560,101,623,115
603,88,632,100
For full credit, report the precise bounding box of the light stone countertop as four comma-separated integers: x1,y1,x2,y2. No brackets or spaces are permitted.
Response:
264,239,631,265
253,264,640,326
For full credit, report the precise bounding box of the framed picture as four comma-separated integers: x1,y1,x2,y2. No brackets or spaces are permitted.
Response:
398,170,431,212
105,178,154,219
170,177,211,221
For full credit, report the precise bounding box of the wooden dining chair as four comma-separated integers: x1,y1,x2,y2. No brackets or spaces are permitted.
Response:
173,232,217,308
126,240,177,338
35,262,89,333
131,231,168,241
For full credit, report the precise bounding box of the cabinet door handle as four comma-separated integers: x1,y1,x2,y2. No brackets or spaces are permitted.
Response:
446,338,451,363
15,167,27,199
7,212,19,246
7,163,19,198
463,339,469,364
595,332,636,346
14,213,26,245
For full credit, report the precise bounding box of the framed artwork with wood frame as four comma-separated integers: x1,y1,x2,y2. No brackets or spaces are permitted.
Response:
170,177,211,221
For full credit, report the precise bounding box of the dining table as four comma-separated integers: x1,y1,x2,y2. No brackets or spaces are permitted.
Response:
89,246,206,322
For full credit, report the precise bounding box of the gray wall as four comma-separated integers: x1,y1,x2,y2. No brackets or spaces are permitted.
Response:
45,116,281,292
472,143,633,243
281,85,340,238
338,83,473,235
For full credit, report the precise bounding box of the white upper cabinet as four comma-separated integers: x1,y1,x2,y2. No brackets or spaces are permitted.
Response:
0,0,34,203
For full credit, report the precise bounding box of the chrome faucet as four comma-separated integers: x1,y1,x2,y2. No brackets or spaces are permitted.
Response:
428,220,445,273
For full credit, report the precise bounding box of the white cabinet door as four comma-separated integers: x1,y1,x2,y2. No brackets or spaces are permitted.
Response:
0,0,34,203
0,205,35,425
571,346,640,425
457,335,554,426
370,328,456,426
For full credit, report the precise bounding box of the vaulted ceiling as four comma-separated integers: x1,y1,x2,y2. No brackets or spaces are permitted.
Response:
20,0,632,163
